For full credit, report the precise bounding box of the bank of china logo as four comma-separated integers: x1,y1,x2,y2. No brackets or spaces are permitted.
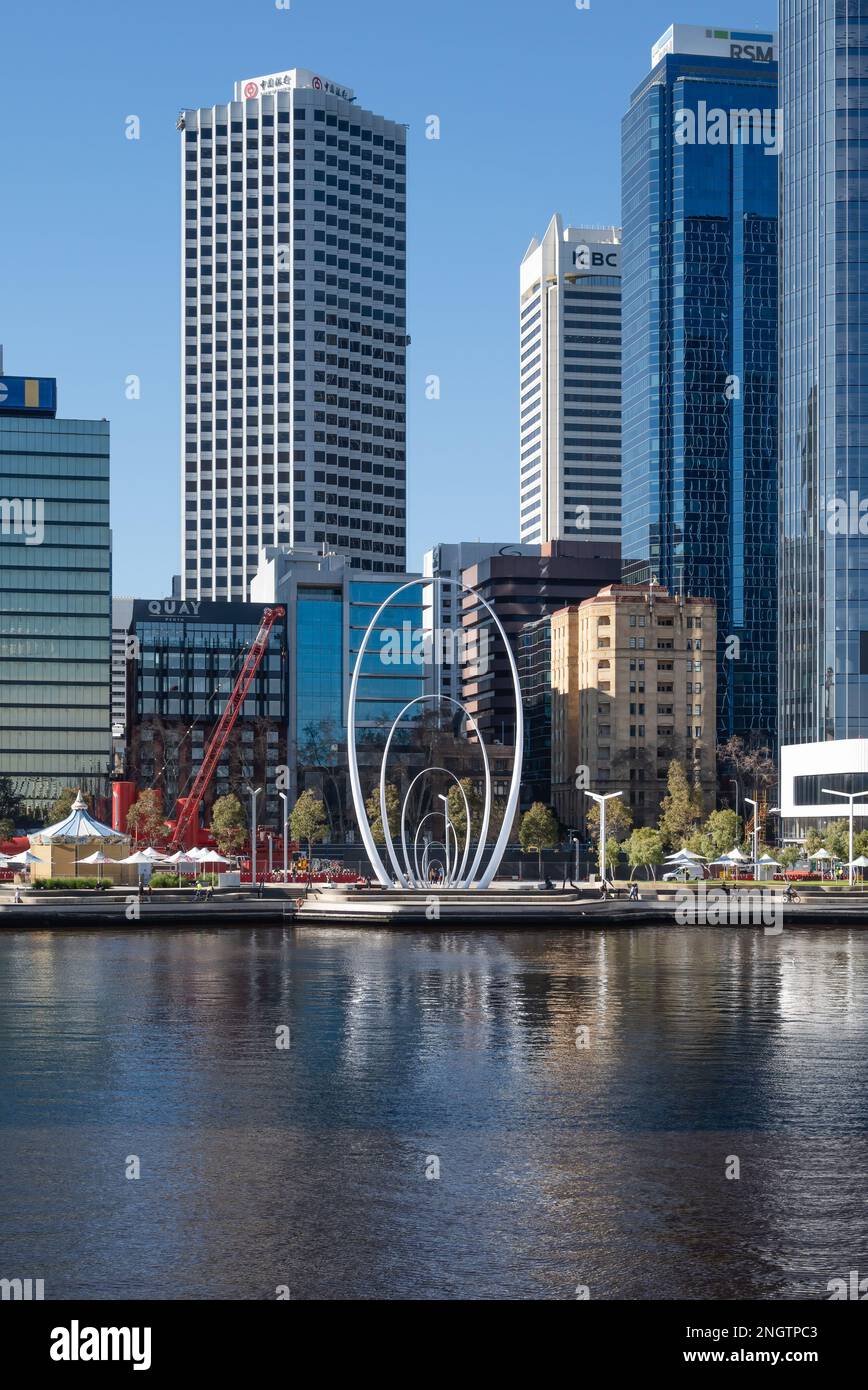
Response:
312,76,323,90
574,245,590,269
244,81,259,99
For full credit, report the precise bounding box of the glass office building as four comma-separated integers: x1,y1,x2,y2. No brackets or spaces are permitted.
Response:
251,546,423,810
777,2,868,831
780,0,868,747
0,375,111,816
621,26,779,748
122,600,288,827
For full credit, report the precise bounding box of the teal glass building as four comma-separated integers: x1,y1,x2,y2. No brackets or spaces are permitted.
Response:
621,27,779,748
0,376,111,815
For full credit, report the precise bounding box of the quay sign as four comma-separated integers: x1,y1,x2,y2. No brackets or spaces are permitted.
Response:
145,599,201,617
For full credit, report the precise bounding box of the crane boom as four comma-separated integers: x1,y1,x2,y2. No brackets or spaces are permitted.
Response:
170,606,284,849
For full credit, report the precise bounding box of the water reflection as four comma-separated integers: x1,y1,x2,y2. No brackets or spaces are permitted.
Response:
1,926,867,1299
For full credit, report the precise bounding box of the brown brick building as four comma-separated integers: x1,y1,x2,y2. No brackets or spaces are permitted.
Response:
551,584,716,830
459,541,621,749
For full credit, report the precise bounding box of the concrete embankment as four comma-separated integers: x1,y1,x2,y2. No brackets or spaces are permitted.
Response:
3,884,868,928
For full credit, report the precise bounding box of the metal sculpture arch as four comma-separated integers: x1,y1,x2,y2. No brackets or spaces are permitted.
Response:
347,576,523,890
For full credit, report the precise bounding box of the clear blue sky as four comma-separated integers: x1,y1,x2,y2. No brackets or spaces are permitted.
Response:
0,0,775,596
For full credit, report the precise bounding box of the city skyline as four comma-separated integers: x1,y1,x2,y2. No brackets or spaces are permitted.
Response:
0,0,777,597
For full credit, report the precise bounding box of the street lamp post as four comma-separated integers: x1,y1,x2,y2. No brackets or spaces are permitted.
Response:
584,790,622,888
279,790,289,884
744,797,759,877
245,784,261,888
437,793,453,884
730,777,740,821
568,829,580,883
820,788,868,887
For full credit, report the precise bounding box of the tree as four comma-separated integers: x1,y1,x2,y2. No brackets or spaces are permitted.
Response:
626,826,664,874
777,846,800,871
365,782,400,844
296,717,346,840
291,788,329,865
804,827,824,856
0,777,22,838
126,789,168,845
47,787,92,823
824,818,850,862
209,793,247,857
445,777,484,841
718,736,776,807
519,802,560,877
658,760,702,849
585,797,633,842
687,808,742,861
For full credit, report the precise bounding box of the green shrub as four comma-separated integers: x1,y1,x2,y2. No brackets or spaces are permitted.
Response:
149,872,194,888
32,877,105,891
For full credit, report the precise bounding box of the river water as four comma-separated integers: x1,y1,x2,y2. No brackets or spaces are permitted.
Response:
1,925,867,1300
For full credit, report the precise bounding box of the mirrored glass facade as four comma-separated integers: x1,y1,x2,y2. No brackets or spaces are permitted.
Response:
622,48,779,747
0,398,111,815
779,0,868,745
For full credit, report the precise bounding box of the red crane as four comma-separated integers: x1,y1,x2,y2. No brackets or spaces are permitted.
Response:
169,606,284,849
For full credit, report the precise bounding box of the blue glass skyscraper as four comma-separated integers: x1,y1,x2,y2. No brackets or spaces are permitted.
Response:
777,1,868,833
780,1,868,747
621,24,778,749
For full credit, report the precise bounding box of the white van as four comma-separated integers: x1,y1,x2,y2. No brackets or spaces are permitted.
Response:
662,862,705,882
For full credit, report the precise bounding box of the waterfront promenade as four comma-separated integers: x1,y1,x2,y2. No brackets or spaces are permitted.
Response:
3,882,868,927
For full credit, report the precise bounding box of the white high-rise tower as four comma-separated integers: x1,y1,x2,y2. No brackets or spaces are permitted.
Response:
519,216,621,545
180,67,408,600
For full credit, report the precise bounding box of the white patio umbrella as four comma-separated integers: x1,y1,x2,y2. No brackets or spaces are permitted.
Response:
79,848,108,884
197,850,231,864
665,849,705,861
119,850,157,865
161,848,197,886
722,847,748,862
4,850,40,884
757,854,781,865
849,854,868,885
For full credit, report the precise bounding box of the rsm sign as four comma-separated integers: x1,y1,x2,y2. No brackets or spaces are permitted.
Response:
729,40,774,61
651,25,776,67
571,243,620,274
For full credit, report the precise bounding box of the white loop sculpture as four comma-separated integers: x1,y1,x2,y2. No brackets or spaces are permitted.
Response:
347,576,524,890
400,765,472,888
